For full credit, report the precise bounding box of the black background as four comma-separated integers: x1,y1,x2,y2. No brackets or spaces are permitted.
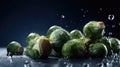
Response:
0,0,120,47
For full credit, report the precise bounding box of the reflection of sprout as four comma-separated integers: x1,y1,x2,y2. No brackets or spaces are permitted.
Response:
7,41,24,56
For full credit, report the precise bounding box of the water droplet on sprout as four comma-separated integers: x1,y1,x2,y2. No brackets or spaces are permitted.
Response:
108,14,115,20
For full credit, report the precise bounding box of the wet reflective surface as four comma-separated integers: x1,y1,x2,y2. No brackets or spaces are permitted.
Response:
0,48,120,67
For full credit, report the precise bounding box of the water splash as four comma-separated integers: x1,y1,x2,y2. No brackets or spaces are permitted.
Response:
24,60,31,67
8,56,13,63
66,63,73,67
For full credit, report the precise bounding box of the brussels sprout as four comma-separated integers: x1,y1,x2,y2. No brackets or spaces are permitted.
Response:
79,37,92,54
109,38,120,53
47,25,62,38
89,43,108,58
26,33,40,48
70,29,83,39
62,39,87,58
26,36,52,59
83,21,105,40
96,37,112,56
25,48,40,59
49,29,70,56
7,41,24,56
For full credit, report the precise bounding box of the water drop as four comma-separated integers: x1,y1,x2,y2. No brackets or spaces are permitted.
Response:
82,63,90,67
83,15,85,17
66,25,68,28
61,15,65,18
112,25,115,28
97,63,104,67
86,10,88,12
106,62,113,67
66,63,73,67
81,8,83,11
99,8,102,11
108,32,112,36
24,60,30,67
8,56,13,63
119,23,120,26
108,14,115,20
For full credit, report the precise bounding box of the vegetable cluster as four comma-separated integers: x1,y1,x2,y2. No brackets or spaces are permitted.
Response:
6,21,120,59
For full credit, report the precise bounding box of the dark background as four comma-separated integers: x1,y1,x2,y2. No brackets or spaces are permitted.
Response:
0,0,120,47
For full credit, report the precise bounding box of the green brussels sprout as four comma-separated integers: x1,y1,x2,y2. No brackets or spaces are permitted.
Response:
7,41,24,56
109,38,120,53
49,29,70,56
79,37,92,54
26,36,52,59
25,48,40,59
26,33,40,48
70,29,83,39
47,25,62,38
96,37,112,56
89,43,108,58
83,21,105,40
62,39,87,58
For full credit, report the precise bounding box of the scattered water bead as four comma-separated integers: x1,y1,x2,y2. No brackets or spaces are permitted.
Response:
61,15,65,18
119,23,120,26
108,32,112,36
97,63,104,67
82,63,90,67
83,15,85,17
81,8,84,11
99,8,102,11
112,25,115,28
66,63,73,67
108,14,115,20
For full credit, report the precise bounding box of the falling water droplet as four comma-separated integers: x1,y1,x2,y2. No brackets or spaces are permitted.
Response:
112,25,115,28
119,23,120,26
66,25,68,28
99,8,102,11
108,14,115,20
81,8,83,11
61,15,65,19
83,15,85,17
108,32,112,36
